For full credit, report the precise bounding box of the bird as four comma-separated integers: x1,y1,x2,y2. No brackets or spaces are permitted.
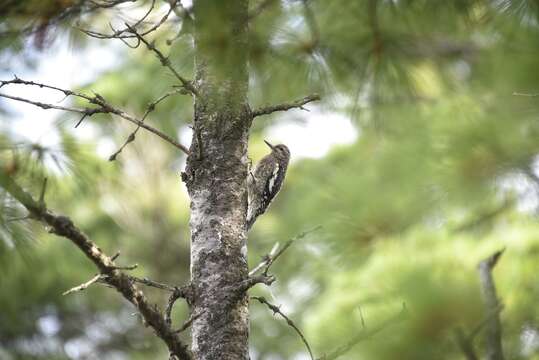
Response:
246,140,291,230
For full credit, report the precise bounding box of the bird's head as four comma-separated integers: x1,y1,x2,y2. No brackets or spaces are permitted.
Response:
264,140,290,161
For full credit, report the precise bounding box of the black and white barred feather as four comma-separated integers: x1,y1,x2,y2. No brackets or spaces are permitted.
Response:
247,141,290,230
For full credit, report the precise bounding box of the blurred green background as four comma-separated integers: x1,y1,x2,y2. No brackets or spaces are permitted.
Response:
2,0,539,359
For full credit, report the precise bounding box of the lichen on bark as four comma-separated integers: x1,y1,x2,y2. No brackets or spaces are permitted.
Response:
184,1,252,359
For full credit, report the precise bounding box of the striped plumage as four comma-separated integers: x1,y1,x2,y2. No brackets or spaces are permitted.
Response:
247,141,290,230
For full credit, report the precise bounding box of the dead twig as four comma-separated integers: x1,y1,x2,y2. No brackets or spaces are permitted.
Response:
109,88,187,160
129,276,177,292
249,225,322,277
512,92,539,97
317,304,408,360
0,170,192,360
124,23,198,96
0,77,190,154
165,286,191,327
78,0,178,41
252,296,314,360
63,274,105,295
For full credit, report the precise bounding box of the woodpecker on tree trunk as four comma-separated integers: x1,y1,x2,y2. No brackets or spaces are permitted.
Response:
247,140,291,230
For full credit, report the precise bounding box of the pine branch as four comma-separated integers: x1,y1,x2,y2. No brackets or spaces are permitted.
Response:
124,23,198,96
0,77,190,154
0,170,193,360
252,94,320,118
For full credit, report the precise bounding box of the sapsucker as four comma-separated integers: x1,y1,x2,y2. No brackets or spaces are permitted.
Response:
247,140,291,230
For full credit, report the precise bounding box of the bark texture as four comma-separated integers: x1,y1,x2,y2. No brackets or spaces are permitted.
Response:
184,1,251,359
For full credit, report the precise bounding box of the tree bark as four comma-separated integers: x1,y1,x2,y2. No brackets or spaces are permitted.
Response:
184,1,251,359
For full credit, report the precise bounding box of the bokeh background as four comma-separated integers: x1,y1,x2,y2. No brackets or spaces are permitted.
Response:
2,0,539,359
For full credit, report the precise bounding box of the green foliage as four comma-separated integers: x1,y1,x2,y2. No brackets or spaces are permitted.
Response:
3,0,539,359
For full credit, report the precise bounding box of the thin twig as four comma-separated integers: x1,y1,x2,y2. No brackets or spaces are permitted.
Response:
124,23,198,96
252,94,320,118
512,92,539,97
109,263,138,271
78,0,178,40
469,304,504,341
0,0,137,39
109,88,185,160
454,327,479,360
317,304,408,360
63,274,104,295
249,225,322,277
129,276,177,292
0,77,190,154
249,243,280,276
252,296,314,360
165,286,191,327
237,274,276,292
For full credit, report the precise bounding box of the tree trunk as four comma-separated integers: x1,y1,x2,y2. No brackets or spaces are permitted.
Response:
184,1,251,359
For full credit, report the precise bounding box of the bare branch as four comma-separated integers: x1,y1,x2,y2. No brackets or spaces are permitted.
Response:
129,276,177,292
252,94,320,118
512,92,539,97
252,296,314,360
478,249,505,360
165,286,191,327
109,88,186,161
0,77,190,154
318,304,407,360
124,23,198,96
454,327,479,360
249,242,279,276
0,171,193,360
0,0,138,39
63,274,105,295
0,92,99,114
238,274,276,292
249,225,322,277
452,200,513,233
78,0,177,40
469,304,504,341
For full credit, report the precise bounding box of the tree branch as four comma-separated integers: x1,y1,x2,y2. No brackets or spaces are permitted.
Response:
249,225,322,277
78,0,168,40
0,77,190,154
0,171,193,360
317,304,407,360
129,275,177,292
478,249,505,360
512,92,539,97
109,87,187,160
252,296,314,360
454,327,479,360
252,94,320,118
165,286,192,327
62,273,104,295
124,23,198,96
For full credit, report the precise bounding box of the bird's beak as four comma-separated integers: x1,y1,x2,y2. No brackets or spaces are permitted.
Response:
264,140,275,150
